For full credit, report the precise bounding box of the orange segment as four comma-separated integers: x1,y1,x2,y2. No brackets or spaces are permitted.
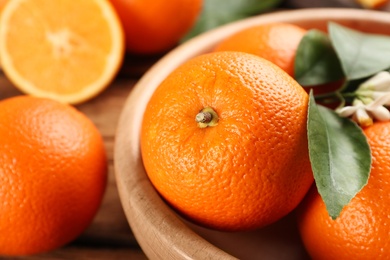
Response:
0,0,124,104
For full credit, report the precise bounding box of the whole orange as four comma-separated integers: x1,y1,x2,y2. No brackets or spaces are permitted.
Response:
214,23,345,106
356,0,390,9
297,121,390,260
0,0,7,11
140,51,314,231
109,0,202,54
0,96,107,256
213,23,307,77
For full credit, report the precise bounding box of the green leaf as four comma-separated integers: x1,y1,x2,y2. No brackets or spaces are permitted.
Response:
181,0,282,42
295,29,344,86
307,91,371,219
329,22,390,80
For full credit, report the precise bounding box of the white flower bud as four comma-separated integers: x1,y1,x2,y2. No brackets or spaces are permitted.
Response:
368,106,390,121
335,72,390,127
336,106,358,117
358,71,390,92
353,108,373,127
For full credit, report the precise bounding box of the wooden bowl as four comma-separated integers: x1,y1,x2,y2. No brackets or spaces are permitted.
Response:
114,8,390,259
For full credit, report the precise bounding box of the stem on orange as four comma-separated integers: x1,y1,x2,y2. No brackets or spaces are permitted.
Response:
196,107,219,128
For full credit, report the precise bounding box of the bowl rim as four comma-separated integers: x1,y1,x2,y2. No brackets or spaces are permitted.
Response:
114,8,390,259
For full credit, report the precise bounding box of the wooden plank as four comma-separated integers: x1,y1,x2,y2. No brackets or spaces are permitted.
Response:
0,247,147,260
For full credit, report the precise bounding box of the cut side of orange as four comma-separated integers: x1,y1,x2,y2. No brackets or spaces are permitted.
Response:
0,0,124,104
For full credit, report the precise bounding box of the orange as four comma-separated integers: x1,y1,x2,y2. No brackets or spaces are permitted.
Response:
140,51,314,231
0,0,124,105
213,23,307,77
109,0,202,54
356,0,390,9
0,0,7,11
214,23,345,107
0,95,107,256
297,121,390,260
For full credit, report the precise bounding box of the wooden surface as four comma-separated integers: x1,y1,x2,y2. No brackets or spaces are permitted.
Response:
0,55,158,260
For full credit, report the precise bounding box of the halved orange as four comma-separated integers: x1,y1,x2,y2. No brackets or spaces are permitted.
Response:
0,0,124,104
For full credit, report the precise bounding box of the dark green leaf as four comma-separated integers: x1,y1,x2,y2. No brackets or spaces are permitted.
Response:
307,91,371,219
339,77,368,96
181,0,282,42
295,29,344,86
329,22,390,80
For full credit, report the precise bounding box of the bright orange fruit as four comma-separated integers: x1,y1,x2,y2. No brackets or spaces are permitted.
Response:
109,0,202,54
213,23,307,77
0,0,124,104
0,96,107,256
0,0,7,11
214,22,345,106
141,51,314,231
297,121,390,260
356,0,390,9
